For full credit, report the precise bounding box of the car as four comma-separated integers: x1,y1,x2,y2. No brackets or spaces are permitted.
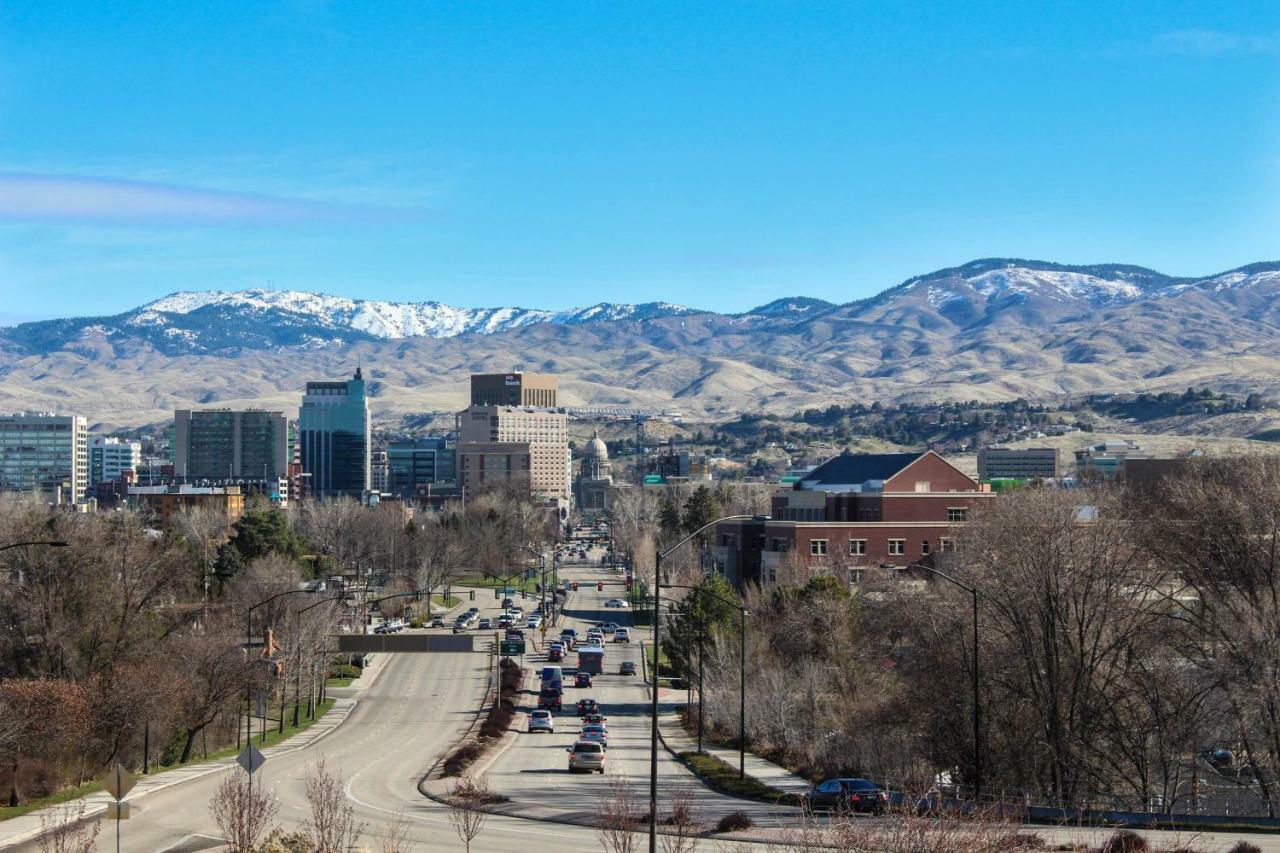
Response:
547,647,564,662
576,698,599,716
605,598,629,608
613,628,631,643
498,615,514,628
430,616,445,628
586,629,604,642
803,778,889,814
506,627,525,639
477,618,493,630
574,671,593,688
619,661,637,676
526,616,542,628
527,709,554,733
596,622,620,634
567,740,606,773
583,712,607,726
538,687,563,711
373,623,389,634
467,606,480,615
580,724,608,747
560,628,578,642
501,597,514,609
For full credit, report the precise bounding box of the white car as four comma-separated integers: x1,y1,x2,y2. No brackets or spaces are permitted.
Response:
526,615,543,628
604,599,629,609
613,628,631,643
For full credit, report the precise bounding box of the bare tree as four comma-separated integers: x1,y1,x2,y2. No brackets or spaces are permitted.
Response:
659,783,701,853
447,777,491,853
302,758,367,853
209,773,279,853
36,802,101,853
377,811,413,853
172,504,232,598
596,774,642,853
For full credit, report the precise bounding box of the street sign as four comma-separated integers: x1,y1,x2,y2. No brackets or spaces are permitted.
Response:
101,764,136,801
105,802,130,820
500,640,525,656
539,624,548,636
237,744,266,775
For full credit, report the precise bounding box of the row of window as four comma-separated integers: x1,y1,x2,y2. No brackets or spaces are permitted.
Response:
809,537,957,556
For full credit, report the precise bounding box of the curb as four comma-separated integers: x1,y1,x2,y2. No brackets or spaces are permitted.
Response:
0,697,358,850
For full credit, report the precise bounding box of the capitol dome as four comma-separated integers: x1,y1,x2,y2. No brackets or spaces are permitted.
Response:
584,430,609,460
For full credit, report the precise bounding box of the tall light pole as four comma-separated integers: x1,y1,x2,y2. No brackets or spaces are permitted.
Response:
2,540,68,806
649,515,760,853
903,562,982,803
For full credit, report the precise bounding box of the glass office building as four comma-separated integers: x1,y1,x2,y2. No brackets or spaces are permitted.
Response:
173,409,290,482
0,413,89,503
387,436,455,498
299,369,371,497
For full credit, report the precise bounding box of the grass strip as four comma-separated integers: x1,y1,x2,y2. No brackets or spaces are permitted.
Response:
0,699,337,821
678,751,801,806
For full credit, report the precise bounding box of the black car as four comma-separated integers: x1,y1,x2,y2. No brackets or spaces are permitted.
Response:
576,698,599,716
804,778,889,814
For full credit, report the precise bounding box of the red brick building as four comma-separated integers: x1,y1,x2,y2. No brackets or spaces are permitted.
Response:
712,451,993,587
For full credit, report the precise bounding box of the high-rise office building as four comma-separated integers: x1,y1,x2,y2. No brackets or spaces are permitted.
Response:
0,413,89,503
299,369,371,497
458,375,570,500
387,436,455,498
469,372,558,408
173,409,290,482
89,436,142,486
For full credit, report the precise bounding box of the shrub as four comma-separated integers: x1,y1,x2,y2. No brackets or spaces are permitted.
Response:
715,811,753,833
1099,830,1148,853
442,743,483,777
1226,844,1262,853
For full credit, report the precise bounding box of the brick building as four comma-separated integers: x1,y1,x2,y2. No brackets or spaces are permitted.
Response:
712,451,994,587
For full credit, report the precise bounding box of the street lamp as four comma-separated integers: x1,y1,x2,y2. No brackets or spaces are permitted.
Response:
2,540,68,806
648,514,761,853
901,562,983,804
245,588,319,749
663,584,750,778
0,540,70,552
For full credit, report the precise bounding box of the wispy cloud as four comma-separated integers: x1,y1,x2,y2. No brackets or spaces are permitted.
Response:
1149,29,1280,56
0,172,424,226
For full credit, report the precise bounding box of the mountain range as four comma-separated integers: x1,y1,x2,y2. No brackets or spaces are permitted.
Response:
2,258,1279,430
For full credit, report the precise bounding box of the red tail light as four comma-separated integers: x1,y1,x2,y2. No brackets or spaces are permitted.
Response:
851,794,862,801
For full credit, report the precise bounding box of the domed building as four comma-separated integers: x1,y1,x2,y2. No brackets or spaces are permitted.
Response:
574,430,614,512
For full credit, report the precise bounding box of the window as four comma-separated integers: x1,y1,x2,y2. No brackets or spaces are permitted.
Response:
940,538,956,553
848,568,865,585
888,539,905,556
849,539,867,556
948,507,968,523
810,539,828,557
921,540,931,555
915,481,931,492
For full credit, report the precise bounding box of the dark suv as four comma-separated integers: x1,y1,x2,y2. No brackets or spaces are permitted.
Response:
803,778,889,814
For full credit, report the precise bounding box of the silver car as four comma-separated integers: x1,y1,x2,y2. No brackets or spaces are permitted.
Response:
568,740,606,773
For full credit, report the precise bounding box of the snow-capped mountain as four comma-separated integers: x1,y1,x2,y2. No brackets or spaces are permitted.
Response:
133,289,695,340
5,258,1280,423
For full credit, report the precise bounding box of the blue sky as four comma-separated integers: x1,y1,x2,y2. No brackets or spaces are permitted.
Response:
2,1,1280,322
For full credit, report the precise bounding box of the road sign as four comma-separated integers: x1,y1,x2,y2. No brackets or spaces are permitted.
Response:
101,764,136,800
105,802,130,820
540,624,548,636
237,744,266,775
500,639,525,656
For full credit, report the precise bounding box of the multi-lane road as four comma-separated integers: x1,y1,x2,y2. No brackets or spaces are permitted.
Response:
13,543,1280,852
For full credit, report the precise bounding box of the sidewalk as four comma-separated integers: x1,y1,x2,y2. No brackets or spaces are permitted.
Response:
657,710,811,794
639,640,811,796
0,652,390,850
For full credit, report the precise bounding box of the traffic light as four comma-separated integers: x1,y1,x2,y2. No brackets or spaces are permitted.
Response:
494,589,500,599
520,589,527,599
469,590,475,601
